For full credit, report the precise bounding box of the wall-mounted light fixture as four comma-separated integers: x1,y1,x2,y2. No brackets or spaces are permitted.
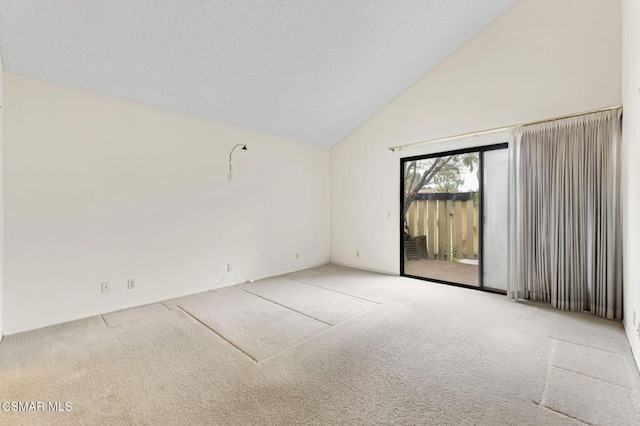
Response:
228,144,248,181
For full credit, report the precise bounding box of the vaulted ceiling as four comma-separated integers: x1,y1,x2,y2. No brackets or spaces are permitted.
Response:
0,1,517,146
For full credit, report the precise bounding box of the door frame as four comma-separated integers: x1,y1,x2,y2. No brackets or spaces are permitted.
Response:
399,142,508,294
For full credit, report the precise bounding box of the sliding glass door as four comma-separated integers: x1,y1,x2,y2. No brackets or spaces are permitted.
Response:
402,151,480,286
400,144,508,293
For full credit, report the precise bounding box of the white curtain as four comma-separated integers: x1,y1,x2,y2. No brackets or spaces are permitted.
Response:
507,108,622,320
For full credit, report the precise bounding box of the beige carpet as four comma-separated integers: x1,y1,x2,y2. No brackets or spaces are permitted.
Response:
176,289,331,362
1,264,639,425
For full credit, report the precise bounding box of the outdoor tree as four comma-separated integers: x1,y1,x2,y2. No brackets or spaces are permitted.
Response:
433,167,465,193
403,153,478,235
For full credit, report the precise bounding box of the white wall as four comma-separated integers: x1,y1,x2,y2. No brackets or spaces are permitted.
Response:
330,0,622,274
622,0,640,367
3,73,330,334
0,52,4,339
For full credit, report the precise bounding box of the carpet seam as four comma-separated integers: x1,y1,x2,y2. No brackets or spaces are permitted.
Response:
100,315,109,327
160,302,172,311
548,336,626,356
548,365,633,392
283,276,382,305
540,339,556,407
241,289,335,326
533,401,593,425
286,270,322,278
258,305,379,364
176,305,259,364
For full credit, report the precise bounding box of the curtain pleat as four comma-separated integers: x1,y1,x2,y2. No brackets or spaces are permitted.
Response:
507,109,622,320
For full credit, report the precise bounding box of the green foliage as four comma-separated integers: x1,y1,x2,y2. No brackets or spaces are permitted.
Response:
403,151,479,220
404,153,477,193
433,164,465,192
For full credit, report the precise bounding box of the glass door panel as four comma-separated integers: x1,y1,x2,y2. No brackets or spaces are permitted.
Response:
402,152,480,287
482,149,509,291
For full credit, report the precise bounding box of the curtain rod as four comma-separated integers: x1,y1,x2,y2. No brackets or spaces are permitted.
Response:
387,105,622,152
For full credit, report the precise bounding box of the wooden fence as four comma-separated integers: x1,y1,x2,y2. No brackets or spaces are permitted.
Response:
405,192,478,261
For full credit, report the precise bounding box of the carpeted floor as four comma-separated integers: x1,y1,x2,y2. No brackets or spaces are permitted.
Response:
0,264,638,425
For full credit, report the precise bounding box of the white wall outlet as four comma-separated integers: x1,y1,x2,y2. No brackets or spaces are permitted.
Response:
101,282,110,294
296,252,300,259
227,263,232,272
127,279,135,290
356,250,360,258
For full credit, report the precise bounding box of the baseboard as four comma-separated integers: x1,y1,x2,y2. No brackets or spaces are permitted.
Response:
2,261,334,336
623,320,640,375
329,260,399,277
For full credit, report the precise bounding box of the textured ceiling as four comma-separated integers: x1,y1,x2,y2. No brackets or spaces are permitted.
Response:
0,0,516,146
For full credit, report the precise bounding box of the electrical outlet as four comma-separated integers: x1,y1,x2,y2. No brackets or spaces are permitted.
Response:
356,250,360,258
127,279,135,290
101,282,110,294
227,263,232,272
296,252,300,259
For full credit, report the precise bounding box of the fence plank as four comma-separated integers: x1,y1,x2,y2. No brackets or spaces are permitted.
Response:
406,197,481,261
442,201,447,261
455,201,463,260
437,200,446,260
447,201,454,260
473,204,479,258
417,200,426,237
408,201,417,237
427,200,437,258
466,200,474,259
